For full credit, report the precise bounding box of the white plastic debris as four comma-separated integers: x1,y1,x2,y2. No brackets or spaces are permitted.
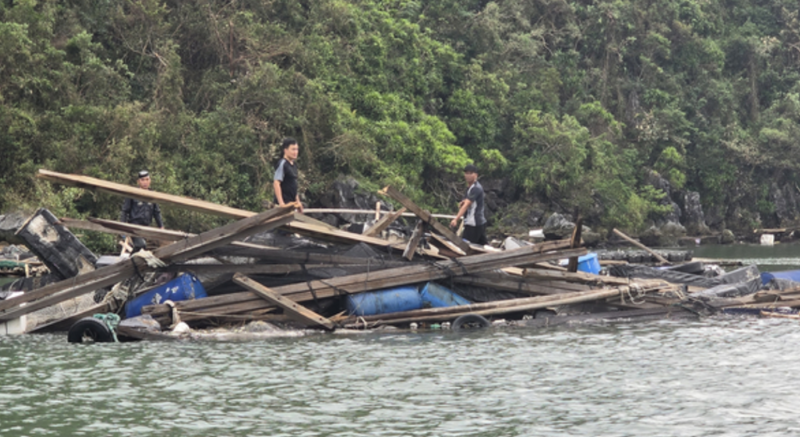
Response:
171,322,191,334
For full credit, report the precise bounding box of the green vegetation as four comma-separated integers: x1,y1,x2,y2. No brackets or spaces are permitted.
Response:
2,0,800,238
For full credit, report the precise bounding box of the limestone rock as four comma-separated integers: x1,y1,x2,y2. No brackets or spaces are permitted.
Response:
0,212,27,245
683,191,710,235
543,213,575,240
313,177,391,227
639,221,686,247
720,229,735,244
542,213,591,241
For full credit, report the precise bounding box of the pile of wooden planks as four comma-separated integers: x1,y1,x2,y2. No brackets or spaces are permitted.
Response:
0,170,705,335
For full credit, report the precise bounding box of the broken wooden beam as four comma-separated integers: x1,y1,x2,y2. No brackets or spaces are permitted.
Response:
379,185,471,254
233,273,335,330
38,169,398,250
364,207,407,237
453,273,591,295
303,207,454,219
63,217,408,268
403,220,425,261
566,217,582,273
612,228,670,265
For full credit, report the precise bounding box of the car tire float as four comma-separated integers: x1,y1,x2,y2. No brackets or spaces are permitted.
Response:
451,313,491,331
67,317,115,343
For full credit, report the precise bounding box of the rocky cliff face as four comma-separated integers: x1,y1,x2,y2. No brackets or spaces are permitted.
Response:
311,177,391,228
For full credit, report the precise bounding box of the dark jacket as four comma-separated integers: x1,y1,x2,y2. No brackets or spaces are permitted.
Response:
120,198,163,227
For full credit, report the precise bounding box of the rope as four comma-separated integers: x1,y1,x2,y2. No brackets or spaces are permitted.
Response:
317,278,351,297
130,258,145,282
452,258,469,276
93,313,120,342
164,300,181,328
306,281,321,308
620,284,646,305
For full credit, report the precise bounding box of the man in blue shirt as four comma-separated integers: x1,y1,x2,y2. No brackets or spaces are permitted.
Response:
450,164,487,245
273,137,303,212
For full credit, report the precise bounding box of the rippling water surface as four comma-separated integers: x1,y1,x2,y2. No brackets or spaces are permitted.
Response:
2,317,800,436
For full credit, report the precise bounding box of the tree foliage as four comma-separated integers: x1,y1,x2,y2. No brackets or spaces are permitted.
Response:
3,0,800,236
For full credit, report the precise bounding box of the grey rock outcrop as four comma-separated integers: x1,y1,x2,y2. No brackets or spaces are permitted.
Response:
542,213,594,242
639,221,686,247
683,191,710,235
645,170,681,224
313,177,391,227
720,229,735,244
543,213,575,240
0,212,27,245
772,182,800,226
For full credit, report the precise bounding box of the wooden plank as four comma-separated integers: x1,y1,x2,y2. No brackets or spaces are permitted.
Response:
0,258,140,315
379,185,472,254
364,207,407,237
429,233,467,257
512,267,660,286
211,244,409,267
66,218,409,266
116,325,180,341
304,208,455,219
403,220,425,261
452,275,587,296
0,206,295,322
38,169,396,249
612,228,670,265
143,243,585,320
38,169,255,219
162,263,328,275
287,220,399,249
233,273,335,330
59,217,195,245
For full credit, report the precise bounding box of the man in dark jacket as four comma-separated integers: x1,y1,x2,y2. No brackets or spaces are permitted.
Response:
120,170,164,252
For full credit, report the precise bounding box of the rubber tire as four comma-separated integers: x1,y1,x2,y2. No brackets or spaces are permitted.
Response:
67,317,114,344
533,309,557,319
451,314,491,331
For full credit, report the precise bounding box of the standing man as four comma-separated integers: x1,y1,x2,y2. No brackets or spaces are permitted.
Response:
273,137,303,212
120,170,164,252
450,164,487,245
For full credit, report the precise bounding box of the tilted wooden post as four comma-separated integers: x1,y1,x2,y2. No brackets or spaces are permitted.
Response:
379,185,471,254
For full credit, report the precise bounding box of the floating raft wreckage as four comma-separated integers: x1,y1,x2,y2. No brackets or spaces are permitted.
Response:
0,169,797,342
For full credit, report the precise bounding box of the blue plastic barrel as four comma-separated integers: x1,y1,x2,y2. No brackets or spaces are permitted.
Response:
760,269,800,286
419,282,471,308
124,273,207,318
346,286,423,316
577,253,601,275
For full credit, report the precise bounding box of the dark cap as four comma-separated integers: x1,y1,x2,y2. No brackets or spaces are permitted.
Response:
463,164,479,174
138,170,150,179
